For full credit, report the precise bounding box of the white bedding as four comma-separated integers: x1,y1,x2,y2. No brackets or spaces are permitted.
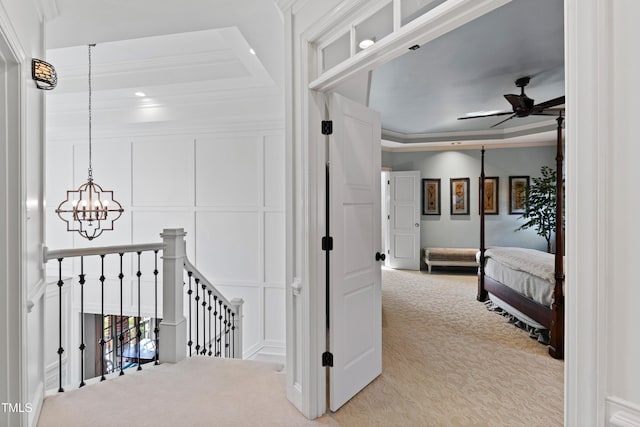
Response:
482,247,556,307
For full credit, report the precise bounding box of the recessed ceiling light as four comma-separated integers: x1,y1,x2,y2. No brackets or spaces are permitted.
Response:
359,39,375,49
249,48,256,55
134,92,146,97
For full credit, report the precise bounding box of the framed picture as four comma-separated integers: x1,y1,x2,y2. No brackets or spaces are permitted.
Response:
479,176,499,215
422,178,441,215
450,177,470,215
509,176,529,214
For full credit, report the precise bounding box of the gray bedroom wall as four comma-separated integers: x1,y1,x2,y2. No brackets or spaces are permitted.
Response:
382,145,556,252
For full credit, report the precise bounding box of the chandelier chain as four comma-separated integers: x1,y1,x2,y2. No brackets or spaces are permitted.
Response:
88,44,95,178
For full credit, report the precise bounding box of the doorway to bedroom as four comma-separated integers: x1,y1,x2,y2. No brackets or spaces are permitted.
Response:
316,0,566,422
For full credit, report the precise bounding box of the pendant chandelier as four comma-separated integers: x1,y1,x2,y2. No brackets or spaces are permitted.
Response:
56,44,124,240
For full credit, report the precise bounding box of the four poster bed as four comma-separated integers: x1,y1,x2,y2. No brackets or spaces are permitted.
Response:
477,113,565,360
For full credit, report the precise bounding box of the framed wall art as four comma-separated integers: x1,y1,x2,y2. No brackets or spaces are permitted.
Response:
509,176,529,214
422,178,441,215
450,177,470,215
479,176,499,215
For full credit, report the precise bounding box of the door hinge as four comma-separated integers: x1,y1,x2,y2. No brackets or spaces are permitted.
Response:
322,351,333,367
387,180,390,185
321,120,333,135
322,236,333,251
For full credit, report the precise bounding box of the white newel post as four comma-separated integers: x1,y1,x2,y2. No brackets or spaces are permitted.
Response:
231,298,244,359
160,228,187,363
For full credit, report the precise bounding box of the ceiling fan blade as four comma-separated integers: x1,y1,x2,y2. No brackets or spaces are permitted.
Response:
531,111,563,116
490,114,516,128
532,95,565,111
457,111,512,120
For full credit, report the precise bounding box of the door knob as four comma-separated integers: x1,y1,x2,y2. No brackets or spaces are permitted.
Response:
415,223,420,227
375,252,386,261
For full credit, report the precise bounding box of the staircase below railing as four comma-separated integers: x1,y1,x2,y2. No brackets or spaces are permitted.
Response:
43,228,243,393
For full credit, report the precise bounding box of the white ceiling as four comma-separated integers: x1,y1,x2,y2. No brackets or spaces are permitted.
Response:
45,1,284,139
44,0,564,146
46,0,284,89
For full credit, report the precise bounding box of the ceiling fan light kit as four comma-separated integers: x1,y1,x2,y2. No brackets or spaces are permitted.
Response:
458,76,565,128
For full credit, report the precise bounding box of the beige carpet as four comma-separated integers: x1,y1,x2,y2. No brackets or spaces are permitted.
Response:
330,268,564,426
39,269,563,427
38,357,339,427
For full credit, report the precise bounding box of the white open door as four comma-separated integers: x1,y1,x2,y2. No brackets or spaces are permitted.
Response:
328,93,382,411
387,171,421,270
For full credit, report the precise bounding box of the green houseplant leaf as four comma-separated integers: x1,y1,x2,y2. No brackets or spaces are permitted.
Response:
516,165,557,253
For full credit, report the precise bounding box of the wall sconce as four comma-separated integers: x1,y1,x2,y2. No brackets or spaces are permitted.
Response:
32,58,57,90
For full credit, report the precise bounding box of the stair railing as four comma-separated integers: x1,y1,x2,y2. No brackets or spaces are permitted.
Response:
43,228,243,393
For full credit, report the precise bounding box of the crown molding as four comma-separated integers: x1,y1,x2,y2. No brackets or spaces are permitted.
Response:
381,119,559,144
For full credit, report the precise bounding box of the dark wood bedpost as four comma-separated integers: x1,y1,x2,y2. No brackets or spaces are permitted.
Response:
477,146,488,301
549,113,565,359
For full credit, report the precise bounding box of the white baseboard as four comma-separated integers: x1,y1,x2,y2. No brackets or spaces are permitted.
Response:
246,344,285,365
607,396,640,427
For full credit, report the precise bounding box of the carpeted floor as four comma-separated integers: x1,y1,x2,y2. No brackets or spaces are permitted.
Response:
38,357,339,427
38,268,563,426
330,268,564,426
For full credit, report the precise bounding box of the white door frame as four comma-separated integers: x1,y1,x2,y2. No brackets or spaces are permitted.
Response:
282,0,605,423
0,8,28,426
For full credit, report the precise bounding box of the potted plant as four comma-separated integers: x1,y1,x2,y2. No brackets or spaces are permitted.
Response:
516,165,558,253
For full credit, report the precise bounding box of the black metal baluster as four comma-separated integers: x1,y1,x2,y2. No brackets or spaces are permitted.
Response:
208,291,213,356
57,258,65,392
201,283,206,355
154,250,159,365
136,251,142,371
231,312,236,359
187,271,193,357
110,316,116,375
99,254,106,381
218,299,223,357
213,296,219,357
195,278,200,355
224,305,229,358
118,253,125,376
79,257,86,387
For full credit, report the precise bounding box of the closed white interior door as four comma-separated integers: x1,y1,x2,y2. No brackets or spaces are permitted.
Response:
329,93,382,411
388,171,421,270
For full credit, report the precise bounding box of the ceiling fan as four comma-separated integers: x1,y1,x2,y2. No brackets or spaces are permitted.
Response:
458,76,565,128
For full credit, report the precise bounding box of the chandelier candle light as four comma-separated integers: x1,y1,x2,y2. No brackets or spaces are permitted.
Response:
56,44,124,240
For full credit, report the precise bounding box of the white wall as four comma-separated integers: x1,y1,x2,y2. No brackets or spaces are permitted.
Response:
45,128,286,363
606,0,640,422
0,1,47,426
382,145,556,253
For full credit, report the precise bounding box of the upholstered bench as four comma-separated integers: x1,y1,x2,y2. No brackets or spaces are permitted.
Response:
423,247,479,273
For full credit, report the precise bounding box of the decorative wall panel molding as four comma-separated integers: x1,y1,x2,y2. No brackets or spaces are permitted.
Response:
46,129,286,360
